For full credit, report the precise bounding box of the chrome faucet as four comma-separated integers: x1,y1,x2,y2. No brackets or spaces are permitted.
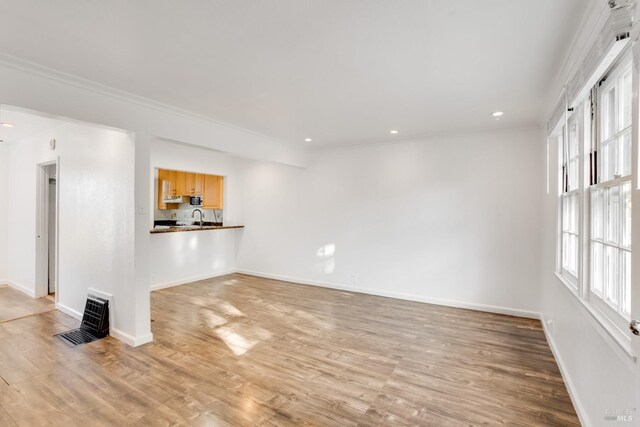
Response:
192,209,204,226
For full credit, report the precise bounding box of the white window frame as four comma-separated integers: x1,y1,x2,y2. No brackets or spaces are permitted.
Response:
587,56,633,335
557,109,582,290
554,52,635,354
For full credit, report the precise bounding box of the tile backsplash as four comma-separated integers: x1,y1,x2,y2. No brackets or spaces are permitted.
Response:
155,203,223,224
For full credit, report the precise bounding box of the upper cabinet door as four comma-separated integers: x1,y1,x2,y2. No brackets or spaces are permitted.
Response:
183,172,194,195
157,169,177,209
194,173,204,195
203,175,223,209
175,171,186,196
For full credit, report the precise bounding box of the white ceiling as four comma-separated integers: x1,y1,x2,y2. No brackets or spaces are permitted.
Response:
0,108,66,145
0,1,585,146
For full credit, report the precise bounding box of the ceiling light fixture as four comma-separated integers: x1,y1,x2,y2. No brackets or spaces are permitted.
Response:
389,130,399,134
491,111,504,118
304,138,312,142
1,122,14,128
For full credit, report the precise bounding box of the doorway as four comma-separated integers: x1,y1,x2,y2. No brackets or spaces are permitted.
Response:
47,167,57,297
36,161,58,300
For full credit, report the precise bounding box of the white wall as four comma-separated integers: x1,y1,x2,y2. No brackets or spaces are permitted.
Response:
538,2,640,425
5,118,138,342
150,230,237,290
0,144,8,282
236,127,543,316
0,55,307,345
149,139,244,288
540,133,639,426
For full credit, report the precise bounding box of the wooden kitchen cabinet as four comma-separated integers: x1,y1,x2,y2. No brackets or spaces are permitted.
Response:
175,171,186,195
194,173,203,195
157,168,221,209
182,172,204,195
157,169,179,210
203,175,224,209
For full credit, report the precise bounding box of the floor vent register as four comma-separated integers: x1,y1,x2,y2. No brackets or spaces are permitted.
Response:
55,295,109,347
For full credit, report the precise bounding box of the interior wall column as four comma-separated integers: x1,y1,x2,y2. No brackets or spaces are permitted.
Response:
133,131,153,346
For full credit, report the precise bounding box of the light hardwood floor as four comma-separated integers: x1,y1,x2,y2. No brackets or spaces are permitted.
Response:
0,285,54,323
0,274,578,426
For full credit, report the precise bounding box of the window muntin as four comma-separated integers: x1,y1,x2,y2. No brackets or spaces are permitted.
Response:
559,111,581,283
589,59,632,320
599,63,632,182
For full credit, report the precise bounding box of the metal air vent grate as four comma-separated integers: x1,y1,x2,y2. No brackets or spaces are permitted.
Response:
54,295,109,347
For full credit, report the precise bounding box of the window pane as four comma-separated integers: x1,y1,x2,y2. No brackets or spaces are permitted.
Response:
621,250,631,316
592,242,604,294
604,246,619,305
563,232,579,277
602,140,618,181
569,120,578,158
562,233,569,271
570,233,578,275
571,193,579,233
620,68,632,130
562,197,569,232
569,195,574,232
622,182,632,249
602,86,616,140
605,186,620,245
569,159,579,191
620,131,631,177
568,195,574,232
592,188,604,240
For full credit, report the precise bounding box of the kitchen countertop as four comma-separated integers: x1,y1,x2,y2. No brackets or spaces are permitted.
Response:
150,225,245,234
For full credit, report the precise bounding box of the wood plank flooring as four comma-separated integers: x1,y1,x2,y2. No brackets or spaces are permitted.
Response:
0,274,578,426
0,286,54,323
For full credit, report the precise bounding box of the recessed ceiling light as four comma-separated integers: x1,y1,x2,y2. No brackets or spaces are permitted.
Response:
1,122,14,128
304,138,312,142
491,111,504,118
389,130,399,134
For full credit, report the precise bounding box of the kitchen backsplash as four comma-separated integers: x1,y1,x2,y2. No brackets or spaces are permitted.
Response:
154,203,223,223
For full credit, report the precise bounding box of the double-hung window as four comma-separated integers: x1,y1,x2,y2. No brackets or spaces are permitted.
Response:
556,52,634,341
560,112,581,286
589,58,632,328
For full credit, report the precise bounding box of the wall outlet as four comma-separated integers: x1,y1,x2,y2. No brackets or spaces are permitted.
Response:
546,319,554,335
350,274,358,285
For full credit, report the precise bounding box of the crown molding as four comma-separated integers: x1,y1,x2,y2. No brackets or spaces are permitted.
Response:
0,51,287,145
313,123,542,152
541,0,610,122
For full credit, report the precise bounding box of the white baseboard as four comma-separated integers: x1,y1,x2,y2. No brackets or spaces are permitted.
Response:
55,302,82,319
235,269,540,319
110,328,153,347
151,269,235,291
4,280,36,298
56,301,153,347
540,314,590,427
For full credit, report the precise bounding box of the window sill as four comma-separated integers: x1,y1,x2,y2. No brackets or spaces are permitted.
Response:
555,271,579,296
554,272,637,365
